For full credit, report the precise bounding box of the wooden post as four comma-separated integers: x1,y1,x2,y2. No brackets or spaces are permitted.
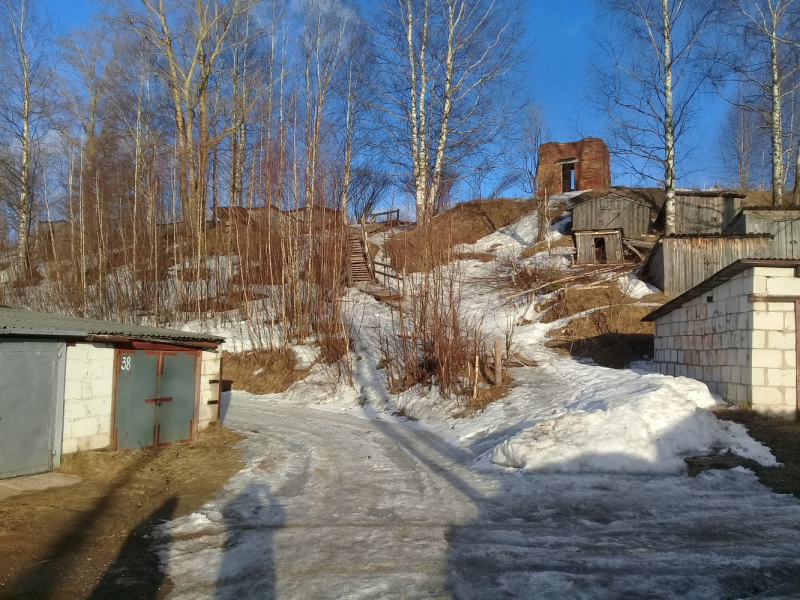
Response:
494,339,502,387
795,301,800,416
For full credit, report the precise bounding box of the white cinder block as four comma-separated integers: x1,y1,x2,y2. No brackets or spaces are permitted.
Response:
785,351,796,368
752,349,783,368
753,311,785,331
96,417,111,435
731,366,741,384
785,388,797,408
81,379,93,399
61,438,79,455
752,386,784,405
751,276,768,294
750,368,765,386
768,331,795,350
786,311,796,330
92,377,113,400
64,361,87,381
68,417,100,439
64,400,87,420
766,277,800,296
751,330,766,350
67,344,90,361
767,368,794,387
63,379,83,401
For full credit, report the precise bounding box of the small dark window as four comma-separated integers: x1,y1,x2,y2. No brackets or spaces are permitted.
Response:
706,296,713,302
594,236,607,264
561,163,575,192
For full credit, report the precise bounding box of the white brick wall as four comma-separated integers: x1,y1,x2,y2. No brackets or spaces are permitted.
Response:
654,266,798,415
198,350,221,430
62,343,115,454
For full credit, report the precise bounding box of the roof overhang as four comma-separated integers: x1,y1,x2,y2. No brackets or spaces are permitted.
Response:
642,259,800,321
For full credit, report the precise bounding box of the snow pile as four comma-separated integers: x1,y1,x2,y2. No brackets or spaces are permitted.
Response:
456,211,539,258
487,373,777,474
290,344,318,369
616,273,659,299
518,246,575,270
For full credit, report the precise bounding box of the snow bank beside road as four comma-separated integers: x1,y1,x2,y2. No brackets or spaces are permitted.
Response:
488,373,777,474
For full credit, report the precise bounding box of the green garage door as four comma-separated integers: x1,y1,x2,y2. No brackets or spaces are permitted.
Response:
114,349,197,450
0,339,65,479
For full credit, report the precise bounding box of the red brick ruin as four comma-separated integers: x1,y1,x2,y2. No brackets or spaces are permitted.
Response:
536,138,611,195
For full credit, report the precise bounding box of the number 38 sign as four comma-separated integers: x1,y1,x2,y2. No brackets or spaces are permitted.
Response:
120,356,132,371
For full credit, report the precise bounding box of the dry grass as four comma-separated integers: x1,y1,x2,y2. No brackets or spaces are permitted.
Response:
519,235,575,261
385,198,537,272
542,283,667,368
453,251,496,262
0,425,244,599
460,375,515,416
222,349,310,394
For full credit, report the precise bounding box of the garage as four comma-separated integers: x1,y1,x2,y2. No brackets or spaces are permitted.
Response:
114,348,199,449
0,307,225,478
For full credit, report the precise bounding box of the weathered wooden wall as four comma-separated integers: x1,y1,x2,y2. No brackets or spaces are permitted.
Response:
673,194,743,235
574,231,624,265
657,236,772,296
726,210,800,259
573,196,651,238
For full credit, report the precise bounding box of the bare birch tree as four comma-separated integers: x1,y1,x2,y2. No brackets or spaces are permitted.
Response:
0,0,53,274
714,0,800,205
595,0,720,234
373,0,523,223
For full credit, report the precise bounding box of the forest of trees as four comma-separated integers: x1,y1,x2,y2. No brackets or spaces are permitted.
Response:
0,0,523,331
1,0,799,332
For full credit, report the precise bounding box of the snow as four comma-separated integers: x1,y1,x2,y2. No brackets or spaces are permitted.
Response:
154,204,800,597
289,344,318,369
518,246,575,270
616,272,660,299
156,401,800,599
486,374,776,474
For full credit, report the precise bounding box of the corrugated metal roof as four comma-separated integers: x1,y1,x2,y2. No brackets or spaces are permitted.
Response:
662,233,773,239
0,307,224,344
642,259,800,321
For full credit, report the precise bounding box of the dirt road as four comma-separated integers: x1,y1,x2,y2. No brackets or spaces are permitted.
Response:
159,396,800,600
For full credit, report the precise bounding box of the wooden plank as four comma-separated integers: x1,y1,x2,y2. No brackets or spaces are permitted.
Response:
796,300,800,414
749,295,800,303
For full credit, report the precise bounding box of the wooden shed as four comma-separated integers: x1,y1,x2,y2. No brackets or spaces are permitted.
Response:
571,190,658,238
657,190,747,235
723,207,800,259
639,234,773,297
574,229,624,265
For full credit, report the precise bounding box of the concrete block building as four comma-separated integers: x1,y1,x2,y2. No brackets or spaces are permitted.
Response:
644,259,799,416
0,308,224,479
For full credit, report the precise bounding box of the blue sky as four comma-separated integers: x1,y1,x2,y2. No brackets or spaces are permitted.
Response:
44,0,730,190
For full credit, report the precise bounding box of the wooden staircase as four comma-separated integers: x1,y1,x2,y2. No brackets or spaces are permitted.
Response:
349,229,373,284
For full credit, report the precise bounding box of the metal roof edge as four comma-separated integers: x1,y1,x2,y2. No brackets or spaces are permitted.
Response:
642,259,800,321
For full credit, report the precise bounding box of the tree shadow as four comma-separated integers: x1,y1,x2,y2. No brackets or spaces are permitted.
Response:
215,483,285,599
89,496,177,599
2,453,158,599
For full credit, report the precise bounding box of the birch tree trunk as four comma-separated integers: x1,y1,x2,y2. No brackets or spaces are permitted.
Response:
662,0,676,235
769,8,784,205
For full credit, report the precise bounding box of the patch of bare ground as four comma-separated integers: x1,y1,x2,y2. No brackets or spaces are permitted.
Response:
453,251,496,262
714,409,800,499
222,349,310,395
542,283,668,369
385,198,537,273
0,425,245,600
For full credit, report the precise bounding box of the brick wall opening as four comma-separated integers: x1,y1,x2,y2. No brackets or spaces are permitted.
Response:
537,138,611,195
